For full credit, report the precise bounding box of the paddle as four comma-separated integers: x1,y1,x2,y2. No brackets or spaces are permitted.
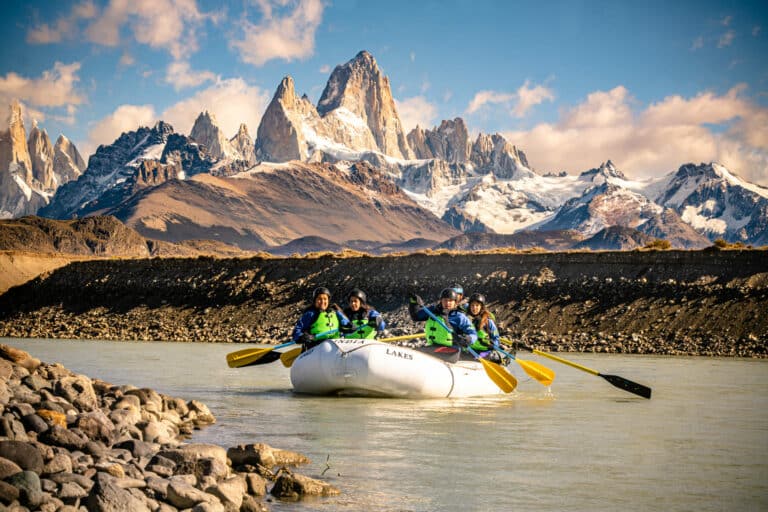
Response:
281,332,427,368
226,328,338,368
420,306,517,393
494,345,555,387
502,338,652,399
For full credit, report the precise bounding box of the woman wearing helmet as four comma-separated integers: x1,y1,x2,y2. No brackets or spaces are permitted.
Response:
341,288,386,339
291,286,351,351
407,288,477,354
466,293,501,361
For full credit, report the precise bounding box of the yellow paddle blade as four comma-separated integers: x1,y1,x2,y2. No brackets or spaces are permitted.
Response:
517,359,555,387
479,358,517,393
226,347,274,368
280,347,303,367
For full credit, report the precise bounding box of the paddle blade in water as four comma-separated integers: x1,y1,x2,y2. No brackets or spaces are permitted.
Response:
226,347,274,368
480,359,517,393
280,347,303,367
517,359,555,387
601,374,652,399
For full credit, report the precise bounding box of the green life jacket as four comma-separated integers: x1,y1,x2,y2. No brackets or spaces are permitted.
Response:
309,311,339,340
345,318,376,339
425,316,453,346
470,317,492,351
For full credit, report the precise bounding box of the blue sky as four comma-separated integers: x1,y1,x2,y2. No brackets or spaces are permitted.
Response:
2,0,767,185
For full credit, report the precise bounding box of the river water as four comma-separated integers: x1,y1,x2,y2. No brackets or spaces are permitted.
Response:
3,338,767,512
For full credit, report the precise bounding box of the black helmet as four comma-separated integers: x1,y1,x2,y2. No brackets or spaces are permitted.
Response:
469,293,486,306
347,288,367,304
440,288,459,300
450,283,464,296
312,287,331,300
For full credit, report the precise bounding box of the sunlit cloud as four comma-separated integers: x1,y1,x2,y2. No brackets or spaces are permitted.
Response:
0,62,85,109
718,30,735,48
230,0,324,67
319,64,331,73
503,85,768,186
466,90,516,115
691,36,704,50
395,96,438,132
165,61,218,91
26,1,97,44
466,81,554,118
29,0,219,61
81,104,157,158
160,78,271,137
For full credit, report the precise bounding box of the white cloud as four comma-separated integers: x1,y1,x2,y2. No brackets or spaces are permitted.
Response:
319,64,331,73
513,81,555,118
466,90,516,115
86,0,216,60
30,0,218,60
230,0,324,66
466,81,554,118
718,30,735,48
503,85,768,186
395,96,438,132
691,36,704,50
81,104,157,158
160,78,271,137
119,53,136,67
26,0,97,43
0,62,84,108
165,61,218,90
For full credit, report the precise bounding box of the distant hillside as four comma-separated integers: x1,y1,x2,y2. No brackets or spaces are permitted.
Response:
436,230,583,251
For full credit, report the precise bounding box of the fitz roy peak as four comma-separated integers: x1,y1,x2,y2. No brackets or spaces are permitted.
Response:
256,51,414,162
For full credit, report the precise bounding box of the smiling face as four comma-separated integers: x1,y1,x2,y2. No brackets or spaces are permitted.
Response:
314,294,330,310
349,296,362,311
469,301,482,315
440,297,456,310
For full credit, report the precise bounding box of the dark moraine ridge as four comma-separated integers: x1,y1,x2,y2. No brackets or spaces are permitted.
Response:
0,250,766,357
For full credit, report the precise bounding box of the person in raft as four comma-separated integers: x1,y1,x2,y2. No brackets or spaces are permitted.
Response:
408,288,477,356
465,293,502,362
341,288,386,339
292,287,351,351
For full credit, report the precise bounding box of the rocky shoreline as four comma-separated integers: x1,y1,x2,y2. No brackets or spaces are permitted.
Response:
0,250,766,357
0,344,338,511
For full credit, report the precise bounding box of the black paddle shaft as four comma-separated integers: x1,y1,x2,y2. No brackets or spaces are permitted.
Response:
600,373,652,399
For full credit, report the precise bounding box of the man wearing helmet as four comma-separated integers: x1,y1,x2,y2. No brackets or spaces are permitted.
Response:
342,288,386,339
408,288,477,355
292,287,351,351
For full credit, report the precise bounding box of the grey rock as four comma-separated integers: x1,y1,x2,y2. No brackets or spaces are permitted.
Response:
0,441,44,473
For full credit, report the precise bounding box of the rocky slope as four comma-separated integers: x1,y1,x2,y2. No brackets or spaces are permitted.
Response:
0,250,765,357
0,344,337,510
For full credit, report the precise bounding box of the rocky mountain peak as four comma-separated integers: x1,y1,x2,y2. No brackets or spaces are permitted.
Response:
580,160,627,182
27,121,56,190
1,100,33,184
470,132,532,179
229,123,256,166
316,51,412,159
190,111,241,161
52,134,85,184
408,118,471,163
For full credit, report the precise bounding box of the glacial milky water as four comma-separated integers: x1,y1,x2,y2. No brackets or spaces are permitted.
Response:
4,338,767,512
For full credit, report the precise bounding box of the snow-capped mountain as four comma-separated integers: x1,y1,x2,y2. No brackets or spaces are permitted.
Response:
653,162,768,245
20,50,768,249
0,101,85,218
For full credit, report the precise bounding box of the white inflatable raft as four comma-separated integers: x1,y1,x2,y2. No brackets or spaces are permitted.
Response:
289,338,508,398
